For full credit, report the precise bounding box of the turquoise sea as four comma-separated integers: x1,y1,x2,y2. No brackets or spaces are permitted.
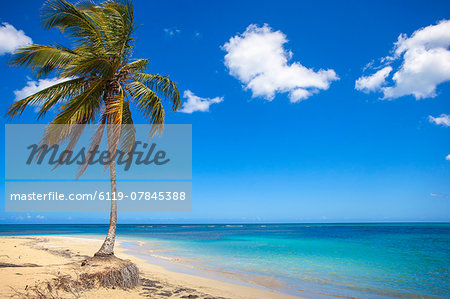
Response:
1,223,449,298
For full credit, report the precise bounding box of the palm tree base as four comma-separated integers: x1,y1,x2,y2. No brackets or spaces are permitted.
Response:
93,251,115,257
80,255,140,288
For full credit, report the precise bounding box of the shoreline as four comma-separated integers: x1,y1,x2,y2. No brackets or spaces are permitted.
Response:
0,235,303,299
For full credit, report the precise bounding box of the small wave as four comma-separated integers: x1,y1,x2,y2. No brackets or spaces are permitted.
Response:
151,254,174,261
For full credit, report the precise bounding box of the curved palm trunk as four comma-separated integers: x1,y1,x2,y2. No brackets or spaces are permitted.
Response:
95,155,118,257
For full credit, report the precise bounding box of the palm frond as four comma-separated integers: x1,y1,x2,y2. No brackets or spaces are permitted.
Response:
10,44,79,78
62,55,114,78
42,0,106,53
52,79,104,124
122,58,148,73
77,116,107,178
104,88,124,125
132,72,180,111
36,123,87,171
99,1,134,63
6,77,87,119
119,101,136,154
127,80,165,136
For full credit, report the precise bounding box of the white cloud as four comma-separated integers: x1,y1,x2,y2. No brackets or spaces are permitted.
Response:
36,215,45,219
356,20,450,100
446,154,450,161
222,24,338,103
355,66,392,93
0,22,32,55
180,90,223,113
430,193,449,198
429,114,450,126
14,77,71,102
163,27,181,37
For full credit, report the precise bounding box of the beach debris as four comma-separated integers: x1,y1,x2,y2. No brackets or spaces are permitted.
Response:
157,290,173,296
0,262,40,268
10,256,140,298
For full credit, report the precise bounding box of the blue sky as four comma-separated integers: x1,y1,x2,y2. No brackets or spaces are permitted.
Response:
0,0,449,223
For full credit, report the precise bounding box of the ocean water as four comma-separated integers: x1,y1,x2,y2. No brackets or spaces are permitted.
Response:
0,223,449,298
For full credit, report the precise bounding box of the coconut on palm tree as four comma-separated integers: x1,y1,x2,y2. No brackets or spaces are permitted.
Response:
7,0,181,257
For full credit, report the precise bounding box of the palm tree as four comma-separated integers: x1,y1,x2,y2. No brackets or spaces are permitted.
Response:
7,0,181,257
